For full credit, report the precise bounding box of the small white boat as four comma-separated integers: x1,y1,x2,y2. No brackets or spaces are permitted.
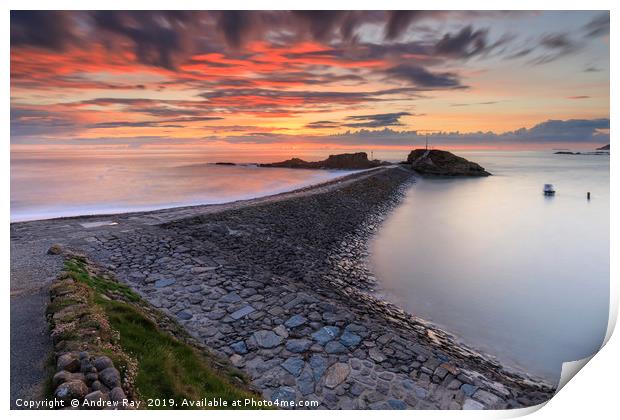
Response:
543,184,556,196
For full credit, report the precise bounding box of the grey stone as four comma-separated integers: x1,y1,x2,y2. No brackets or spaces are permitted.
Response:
345,323,367,333
271,386,296,402
207,309,227,320
401,379,415,390
463,399,485,410
461,383,477,397
368,347,386,363
52,371,73,387
85,372,98,385
284,314,307,328
99,367,121,388
413,385,428,399
177,310,193,320
350,382,366,396
473,389,502,407
253,330,283,348
286,339,312,353
433,366,449,380
84,390,109,408
340,330,362,348
186,284,203,293
297,367,315,396
230,305,255,320
90,380,103,391
387,399,407,410
109,387,127,403
230,341,248,355
281,357,305,376
54,380,88,401
230,354,244,368
378,371,395,381
57,354,80,373
273,325,289,338
325,341,347,354
220,292,242,303
93,356,113,372
447,379,462,390
324,363,350,389
154,278,176,288
309,355,328,381
311,326,340,345
80,358,94,373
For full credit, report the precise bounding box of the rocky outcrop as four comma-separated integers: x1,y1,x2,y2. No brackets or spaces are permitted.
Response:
406,149,491,177
597,144,610,150
260,152,385,170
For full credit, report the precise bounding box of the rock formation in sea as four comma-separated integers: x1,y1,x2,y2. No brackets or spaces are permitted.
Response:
406,149,491,176
597,144,610,150
260,152,385,170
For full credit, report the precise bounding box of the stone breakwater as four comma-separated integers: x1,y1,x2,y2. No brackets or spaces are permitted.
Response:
15,166,555,409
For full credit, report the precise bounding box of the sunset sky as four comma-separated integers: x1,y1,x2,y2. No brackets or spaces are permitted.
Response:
10,11,610,155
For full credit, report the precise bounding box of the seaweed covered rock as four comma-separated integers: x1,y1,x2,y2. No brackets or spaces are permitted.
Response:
406,149,491,176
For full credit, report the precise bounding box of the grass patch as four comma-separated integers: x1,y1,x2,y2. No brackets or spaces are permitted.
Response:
65,259,140,302
63,258,258,409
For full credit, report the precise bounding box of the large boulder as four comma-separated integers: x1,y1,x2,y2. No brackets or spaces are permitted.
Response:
54,380,89,402
406,149,491,176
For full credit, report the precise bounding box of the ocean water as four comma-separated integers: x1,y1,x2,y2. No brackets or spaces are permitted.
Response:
369,151,610,383
10,151,360,222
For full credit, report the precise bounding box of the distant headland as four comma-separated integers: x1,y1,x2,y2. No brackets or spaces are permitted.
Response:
259,152,386,170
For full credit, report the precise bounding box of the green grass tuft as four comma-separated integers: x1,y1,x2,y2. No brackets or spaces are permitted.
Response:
65,260,140,302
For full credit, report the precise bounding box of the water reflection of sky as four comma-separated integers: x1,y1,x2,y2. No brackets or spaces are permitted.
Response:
370,152,609,383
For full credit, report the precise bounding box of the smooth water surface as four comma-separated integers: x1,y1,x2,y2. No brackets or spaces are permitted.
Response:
370,151,609,383
11,151,359,222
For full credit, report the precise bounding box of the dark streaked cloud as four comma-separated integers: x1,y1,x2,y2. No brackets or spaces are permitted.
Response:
435,26,490,58
86,116,223,129
344,112,412,128
583,12,609,38
528,33,581,65
10,108,78,138
384,64,465,88
92,11,199,69
305,120,342,129
384,11,431,40
450,101,499,107
291,11,363,42
10,11,79,51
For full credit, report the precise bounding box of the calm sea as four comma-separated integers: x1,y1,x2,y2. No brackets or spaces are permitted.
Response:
369,151,610,383
10,151,360,222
